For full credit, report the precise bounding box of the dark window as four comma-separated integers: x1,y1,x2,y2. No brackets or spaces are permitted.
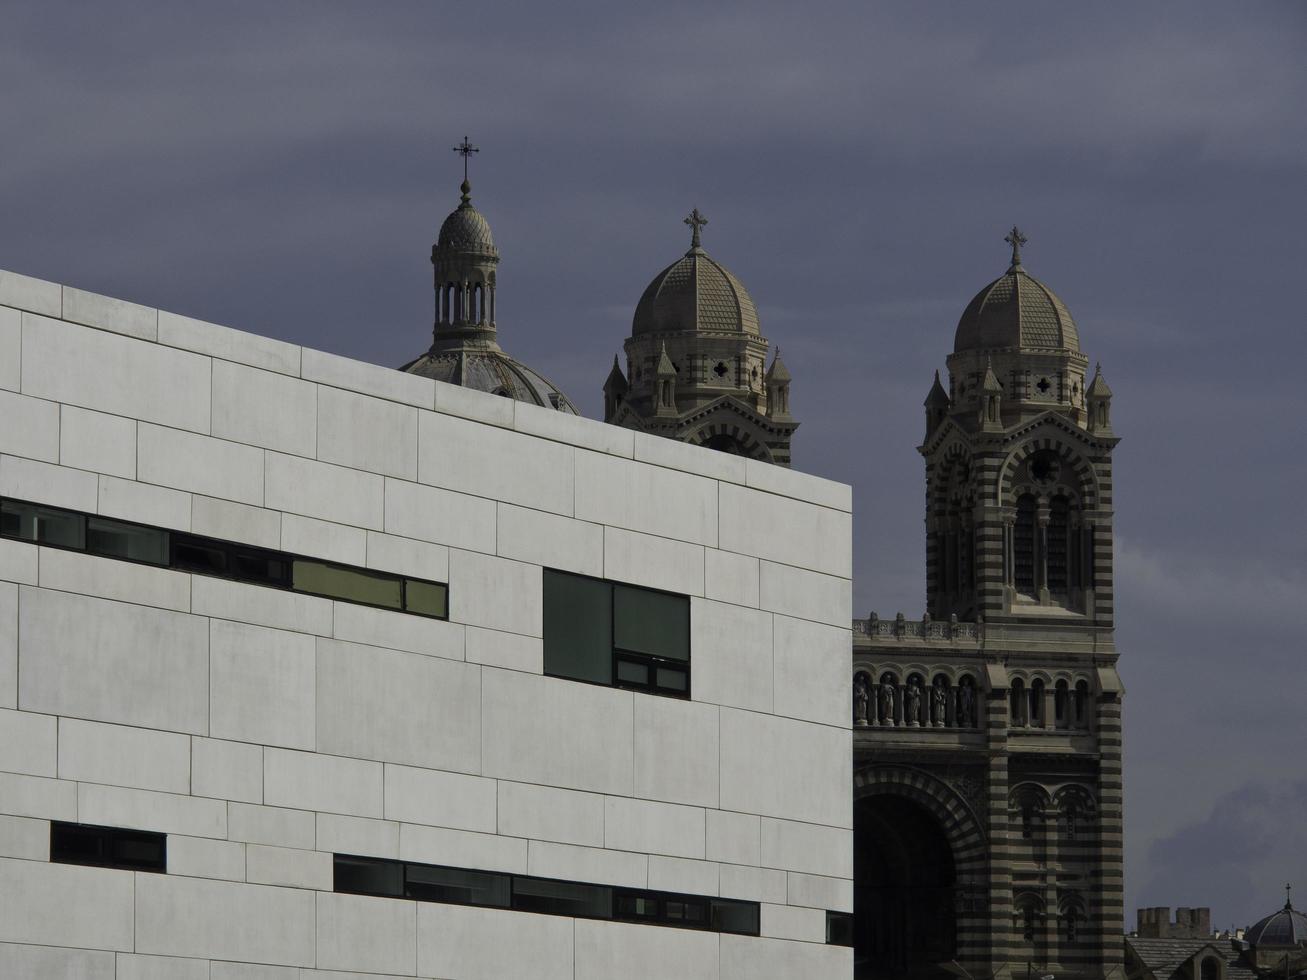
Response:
1,497,447,621
331,854,761,936
1013,495,1036,593
826,910,854,946
171,534,229,575
513,877,611,919
86,517,168,565
1047,495,1070,591
335,854,404,897
544,570,690,698
51,822,166,873
0,500,85,549
710,899,760,936
408,864,509,907
543,571,613,684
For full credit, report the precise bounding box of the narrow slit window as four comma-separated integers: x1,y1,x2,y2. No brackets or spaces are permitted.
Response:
1,496,448,622
50,822,166,873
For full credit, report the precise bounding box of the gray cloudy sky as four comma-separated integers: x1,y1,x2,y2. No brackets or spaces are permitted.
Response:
3,0,1304,931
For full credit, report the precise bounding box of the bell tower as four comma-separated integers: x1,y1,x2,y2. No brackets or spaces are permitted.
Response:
851,229,1125,980
923,226,1116,624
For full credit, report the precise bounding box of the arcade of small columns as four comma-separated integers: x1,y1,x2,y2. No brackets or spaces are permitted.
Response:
437,277,496,327
852,666,1096,732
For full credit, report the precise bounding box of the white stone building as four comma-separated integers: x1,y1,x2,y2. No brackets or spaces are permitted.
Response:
0,265,854,979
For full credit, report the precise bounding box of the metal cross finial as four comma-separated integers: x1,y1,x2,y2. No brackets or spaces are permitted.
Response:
1287,883,1293,909
1005,225,1028,269
453,136,479,182
684,208,708,248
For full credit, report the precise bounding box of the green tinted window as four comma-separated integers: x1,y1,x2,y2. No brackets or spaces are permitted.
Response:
404,579,448,618
87,517,168,565
293,561,403,609
613,585,689,661
543,571,612,684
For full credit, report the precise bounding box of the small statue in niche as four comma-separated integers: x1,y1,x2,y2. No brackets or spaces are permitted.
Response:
904,678,922,726
931,678,949,727
879,676,896,725
853,675,870,726
957,677,976,727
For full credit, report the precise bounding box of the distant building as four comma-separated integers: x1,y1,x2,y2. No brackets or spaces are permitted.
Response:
1127,894,1307,980
1137,907,1215,940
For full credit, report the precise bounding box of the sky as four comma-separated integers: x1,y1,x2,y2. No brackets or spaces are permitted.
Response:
2,0,1305,932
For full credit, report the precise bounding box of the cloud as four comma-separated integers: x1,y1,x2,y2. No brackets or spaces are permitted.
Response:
1137,779,1307,931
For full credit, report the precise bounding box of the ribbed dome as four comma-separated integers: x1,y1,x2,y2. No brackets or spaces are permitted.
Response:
954,267,1079,354
436,181,496,255
401,348,578,414
632,246,760,337
1246,902,1307,948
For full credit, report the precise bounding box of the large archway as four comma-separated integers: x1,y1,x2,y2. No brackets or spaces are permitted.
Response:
856,794,958,979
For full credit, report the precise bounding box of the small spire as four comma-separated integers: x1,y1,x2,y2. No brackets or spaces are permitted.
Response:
684,208,708,249
1005,225,1028,271
656,342,676,375
766,346,791,382
603,353,628,393
1287,883,1294,910
982,358,1002,391
925,369,950,408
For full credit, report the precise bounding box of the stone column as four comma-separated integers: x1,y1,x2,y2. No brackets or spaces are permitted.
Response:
1036,501,1051,604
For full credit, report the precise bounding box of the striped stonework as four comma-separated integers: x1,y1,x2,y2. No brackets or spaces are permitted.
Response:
862,255,1123,980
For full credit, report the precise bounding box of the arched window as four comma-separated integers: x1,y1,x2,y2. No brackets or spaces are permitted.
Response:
1029,678,1045,727
1201,958,1220,980
1016,894,1042,943
1010,678,1026,727
1054,680,1069,728
1063,904,1084,944
1047,495,1070,592
1014,494,1037,594
1074,680,1090,728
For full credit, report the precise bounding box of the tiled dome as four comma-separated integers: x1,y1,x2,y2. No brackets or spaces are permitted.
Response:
954,266,1079,353
436,181,496,256
401,347,578,414
632,246,760,337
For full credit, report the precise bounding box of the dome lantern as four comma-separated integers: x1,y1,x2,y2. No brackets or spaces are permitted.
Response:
402,143,578,414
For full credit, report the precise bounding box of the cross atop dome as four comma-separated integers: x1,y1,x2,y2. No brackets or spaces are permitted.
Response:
1005,225,1028,271
684,208,708,249
452,136,479,181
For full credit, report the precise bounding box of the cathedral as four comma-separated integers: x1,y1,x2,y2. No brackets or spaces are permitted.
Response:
410,163,1126,980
